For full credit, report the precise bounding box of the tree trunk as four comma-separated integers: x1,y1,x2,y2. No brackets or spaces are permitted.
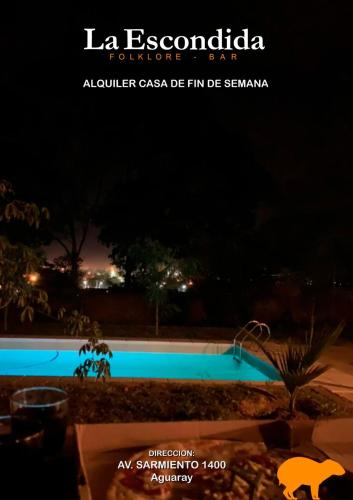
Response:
68,252,82,310
289,389,298,416
124,258,133,290
3,306,8,333
155,301,159,336
70,252,80,290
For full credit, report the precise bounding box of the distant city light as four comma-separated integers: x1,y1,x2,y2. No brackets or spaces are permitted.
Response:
28,272,39,284
178,283,188,292
80,265,123,289
109,265,117,278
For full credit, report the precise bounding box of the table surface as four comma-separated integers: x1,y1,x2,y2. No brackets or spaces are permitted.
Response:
1,421,338,500
76,420,334,500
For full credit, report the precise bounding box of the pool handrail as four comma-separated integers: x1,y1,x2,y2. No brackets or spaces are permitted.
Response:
233,321,271,362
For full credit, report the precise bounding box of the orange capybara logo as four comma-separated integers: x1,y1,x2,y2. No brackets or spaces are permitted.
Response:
277,457,345,499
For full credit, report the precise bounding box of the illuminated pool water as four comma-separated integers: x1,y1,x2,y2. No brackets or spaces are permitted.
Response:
0,342,279,381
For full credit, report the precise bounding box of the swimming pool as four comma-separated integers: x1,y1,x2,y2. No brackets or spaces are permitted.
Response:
0,339,279,381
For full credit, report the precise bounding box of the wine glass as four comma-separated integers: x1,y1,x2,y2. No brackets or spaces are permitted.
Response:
10,386,68,453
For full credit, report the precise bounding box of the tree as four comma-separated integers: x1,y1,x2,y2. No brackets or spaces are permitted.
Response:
52,254,84,289
52,254,83,274
0,180,50,331
128,239,197,336
45,164,104,290
7,142,108,291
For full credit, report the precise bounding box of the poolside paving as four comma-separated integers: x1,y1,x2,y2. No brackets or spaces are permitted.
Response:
318,345,353,402
313,418,353,472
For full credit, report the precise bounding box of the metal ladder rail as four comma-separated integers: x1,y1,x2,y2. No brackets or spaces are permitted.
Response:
238,323,265,360
234,321,271,346
248,322,271,345
233,321,259,345
233,321,260,360
257,322,271,343
233,321,271,362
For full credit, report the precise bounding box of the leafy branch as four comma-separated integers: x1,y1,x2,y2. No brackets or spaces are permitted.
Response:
0,180,50,328
58,308,113,381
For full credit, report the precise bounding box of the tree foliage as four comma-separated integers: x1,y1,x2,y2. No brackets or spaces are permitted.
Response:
128,239,198,335
46,166,103,290
0,180,50,326
10,153,107,290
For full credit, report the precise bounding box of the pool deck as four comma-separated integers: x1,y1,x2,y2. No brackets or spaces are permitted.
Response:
0,337,233,354
313,418,353,472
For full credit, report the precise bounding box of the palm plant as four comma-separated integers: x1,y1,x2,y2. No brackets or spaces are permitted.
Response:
245,321,345,415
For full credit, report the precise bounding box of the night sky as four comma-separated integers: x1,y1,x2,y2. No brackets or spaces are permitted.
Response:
2,3,353,269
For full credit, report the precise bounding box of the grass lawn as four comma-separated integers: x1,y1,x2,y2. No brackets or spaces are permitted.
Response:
1,379,353,423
